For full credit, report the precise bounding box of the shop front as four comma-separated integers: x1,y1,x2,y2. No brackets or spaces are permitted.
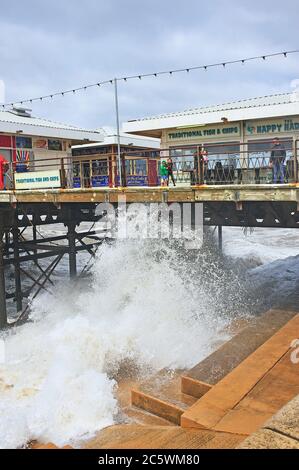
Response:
0,107,103,190
72,139,161,188
123,92,299,185
163,119,298,185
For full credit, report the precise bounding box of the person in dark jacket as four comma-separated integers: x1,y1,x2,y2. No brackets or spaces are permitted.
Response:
166,158,176,186
270,137,286,184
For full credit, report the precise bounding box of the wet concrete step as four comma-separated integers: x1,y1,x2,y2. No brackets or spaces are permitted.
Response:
84,424,245,449
182,309,296,395
181,314,299,435
131,370,197,425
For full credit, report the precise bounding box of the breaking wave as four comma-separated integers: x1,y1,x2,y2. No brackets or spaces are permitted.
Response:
0,222,297,448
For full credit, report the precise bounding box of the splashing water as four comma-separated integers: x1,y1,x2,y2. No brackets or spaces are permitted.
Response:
0,225,252,449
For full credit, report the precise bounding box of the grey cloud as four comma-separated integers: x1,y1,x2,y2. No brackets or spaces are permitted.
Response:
0,0,298,129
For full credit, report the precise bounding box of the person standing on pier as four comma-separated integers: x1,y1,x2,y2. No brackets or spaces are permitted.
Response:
270,137,286,184
166,157,176,186
0,154,9,190
160,160,168,186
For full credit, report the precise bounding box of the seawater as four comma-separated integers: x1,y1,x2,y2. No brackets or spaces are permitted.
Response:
0,223,298,448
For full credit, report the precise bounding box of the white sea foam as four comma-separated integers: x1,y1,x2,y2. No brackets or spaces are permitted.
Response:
0,231,237,449
0,224,298,449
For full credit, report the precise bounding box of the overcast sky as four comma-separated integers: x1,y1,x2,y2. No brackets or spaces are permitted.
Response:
0,0,298,130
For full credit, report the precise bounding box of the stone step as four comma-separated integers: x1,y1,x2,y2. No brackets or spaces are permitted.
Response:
131,370,197,425
84,424,245,449
181,314,299,435
239,395,299,449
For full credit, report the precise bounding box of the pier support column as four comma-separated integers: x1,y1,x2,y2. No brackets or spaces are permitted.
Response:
32,223,38,263
218,225,223,253
67,222,77,279
0,234,7,329
12,227,22,313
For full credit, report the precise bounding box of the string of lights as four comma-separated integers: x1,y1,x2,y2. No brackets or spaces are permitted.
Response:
1,49,298,109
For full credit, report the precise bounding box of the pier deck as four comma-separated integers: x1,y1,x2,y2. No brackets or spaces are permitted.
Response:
1,183,299,204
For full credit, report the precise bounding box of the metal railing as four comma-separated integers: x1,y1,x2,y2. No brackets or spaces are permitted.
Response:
2,140,298,190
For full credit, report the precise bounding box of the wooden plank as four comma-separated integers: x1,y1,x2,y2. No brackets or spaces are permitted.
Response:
181,315,299,430
3,184,298,204
213,352,299,435
131,389,185,425
84,424,245,449
186,309,296,386
181,376,212,398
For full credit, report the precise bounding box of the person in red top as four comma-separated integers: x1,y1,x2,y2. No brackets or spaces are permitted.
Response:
0,154,9,190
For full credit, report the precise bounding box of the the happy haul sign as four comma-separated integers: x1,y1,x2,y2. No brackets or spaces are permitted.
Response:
14,170,61,190
246,118,299,135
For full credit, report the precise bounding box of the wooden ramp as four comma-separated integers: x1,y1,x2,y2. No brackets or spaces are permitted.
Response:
182,308,296,393
130,309,296,426
181,314,299,435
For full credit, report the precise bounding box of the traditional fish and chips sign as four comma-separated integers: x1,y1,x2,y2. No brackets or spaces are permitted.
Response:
167,124,240,141
14,170,61,190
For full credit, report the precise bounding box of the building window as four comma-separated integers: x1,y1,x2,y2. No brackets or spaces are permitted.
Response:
135,159,147,176
170,146,197,171
48,139,62,151
125,160,133,175
170,143,240,170
33,138,48,149
0,135,13,148
248,139,292,167
72,146,110,156
0,149,12,162
16,136,32,149
124,159,147,176
92,159,108,176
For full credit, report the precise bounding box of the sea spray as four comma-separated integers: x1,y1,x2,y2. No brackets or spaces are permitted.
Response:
0,221,253,448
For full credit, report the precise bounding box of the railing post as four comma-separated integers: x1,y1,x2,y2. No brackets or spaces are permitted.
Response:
0,232,7,329
12,227,22,313
60,158,66,188
121,153,127,187
80,161,84,189
10,161,15,190
195,146,200,185
67,221,77,279
294,139,298,183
